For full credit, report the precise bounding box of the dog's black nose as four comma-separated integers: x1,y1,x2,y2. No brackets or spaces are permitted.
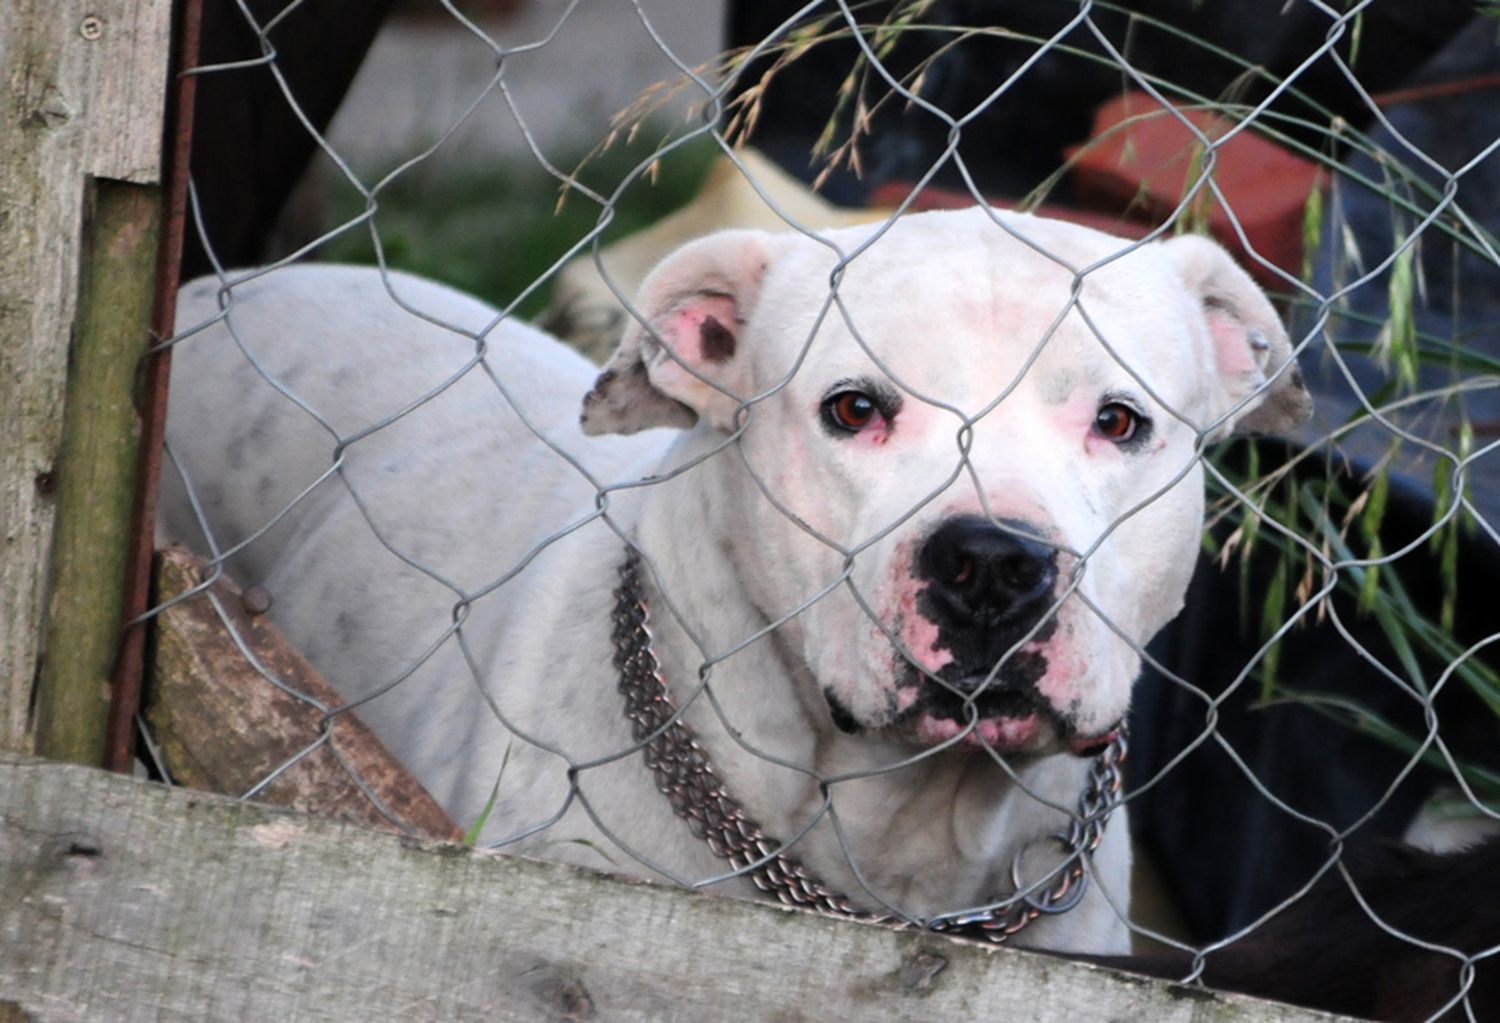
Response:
917,516,1057,629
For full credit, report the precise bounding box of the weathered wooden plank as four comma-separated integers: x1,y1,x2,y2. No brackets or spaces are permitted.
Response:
0,0,174,755
0,753,1351,1023
147,546,462,841
31,180,160,764
78,4,177,184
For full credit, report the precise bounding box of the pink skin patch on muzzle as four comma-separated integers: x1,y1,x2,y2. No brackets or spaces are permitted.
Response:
901,591,954,673
913,712,1043,752
912,709,1119,757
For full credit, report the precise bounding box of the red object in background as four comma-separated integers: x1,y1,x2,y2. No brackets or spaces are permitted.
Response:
1067,91,1326,287
867,91,1325,289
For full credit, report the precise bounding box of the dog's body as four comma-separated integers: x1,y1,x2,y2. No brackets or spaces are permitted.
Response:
162,208,1309,954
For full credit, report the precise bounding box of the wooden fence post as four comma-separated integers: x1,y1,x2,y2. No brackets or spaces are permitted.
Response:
0,1,175,758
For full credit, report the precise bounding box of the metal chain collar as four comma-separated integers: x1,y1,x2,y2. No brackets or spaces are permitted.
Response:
610,546,1127,944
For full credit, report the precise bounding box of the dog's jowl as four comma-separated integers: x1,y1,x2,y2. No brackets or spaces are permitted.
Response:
162,208,1309,954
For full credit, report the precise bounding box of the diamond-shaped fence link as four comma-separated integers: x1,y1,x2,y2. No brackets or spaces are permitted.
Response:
147,1,1500,1017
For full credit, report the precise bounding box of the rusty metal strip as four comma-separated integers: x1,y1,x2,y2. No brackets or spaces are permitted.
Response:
104,0,204,773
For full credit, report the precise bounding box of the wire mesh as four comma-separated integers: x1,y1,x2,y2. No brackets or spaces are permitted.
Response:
149,1,1500,1017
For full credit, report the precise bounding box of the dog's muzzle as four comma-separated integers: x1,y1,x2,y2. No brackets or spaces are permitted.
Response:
899,515,1079,753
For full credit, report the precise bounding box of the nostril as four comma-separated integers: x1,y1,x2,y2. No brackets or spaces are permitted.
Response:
918,516,1057,624
999,553,1050,595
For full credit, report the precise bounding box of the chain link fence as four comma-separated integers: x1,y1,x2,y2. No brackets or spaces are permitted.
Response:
147,1,1500,1017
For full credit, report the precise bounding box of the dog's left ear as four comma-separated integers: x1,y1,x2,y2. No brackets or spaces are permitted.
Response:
580,229,783,435
1162,234,1313,438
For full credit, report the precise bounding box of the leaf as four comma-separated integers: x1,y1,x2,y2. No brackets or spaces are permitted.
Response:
1301,183,1324,283
537,837,619,866
1439,517,1458,635
1384,240,1418,389
463,741,513,847
1360,468,1389,555
1368,596,1428,695
1431,456,1454,549
1257,557,1289,701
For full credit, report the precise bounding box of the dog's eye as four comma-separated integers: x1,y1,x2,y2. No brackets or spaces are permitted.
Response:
1093,402,1142,443
823,390,879,433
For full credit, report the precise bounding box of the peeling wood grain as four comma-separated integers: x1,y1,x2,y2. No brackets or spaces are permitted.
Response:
147,546,462,842
0,752,1352,1023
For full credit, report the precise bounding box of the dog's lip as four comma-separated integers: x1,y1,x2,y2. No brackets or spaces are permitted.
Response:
910,710,1046,752
1066,726,1120,758
901,673,1118,757
918,673,1044,724
900,675,1047,752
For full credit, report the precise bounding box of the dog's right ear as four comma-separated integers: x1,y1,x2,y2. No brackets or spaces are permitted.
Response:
1161,234,1313,439
580,229,783,436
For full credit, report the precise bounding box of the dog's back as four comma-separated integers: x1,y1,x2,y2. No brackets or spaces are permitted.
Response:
160,266,665,810
164,264,680,582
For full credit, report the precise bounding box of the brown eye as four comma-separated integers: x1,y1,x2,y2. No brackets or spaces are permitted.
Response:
824,391,879,433
1093,402,1141,442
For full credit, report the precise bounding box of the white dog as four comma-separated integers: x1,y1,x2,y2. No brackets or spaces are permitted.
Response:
162,208,1309,954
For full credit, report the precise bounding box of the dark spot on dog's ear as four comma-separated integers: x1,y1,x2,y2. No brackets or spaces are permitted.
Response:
823,688,860,734
700,315,735,363
580,367,619,416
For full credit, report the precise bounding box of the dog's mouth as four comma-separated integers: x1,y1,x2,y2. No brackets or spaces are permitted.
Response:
903,675,1051,754
925,675,1034,719
879,671,1118,757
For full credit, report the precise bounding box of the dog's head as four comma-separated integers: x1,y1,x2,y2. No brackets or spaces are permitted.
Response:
582,208,1310,758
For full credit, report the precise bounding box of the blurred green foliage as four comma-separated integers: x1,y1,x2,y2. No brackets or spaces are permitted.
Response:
317,133,718,321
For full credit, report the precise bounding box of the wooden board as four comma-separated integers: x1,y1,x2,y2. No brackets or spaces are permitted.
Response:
147,545,462,842
0,0,173,754
0,752,1352,1023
